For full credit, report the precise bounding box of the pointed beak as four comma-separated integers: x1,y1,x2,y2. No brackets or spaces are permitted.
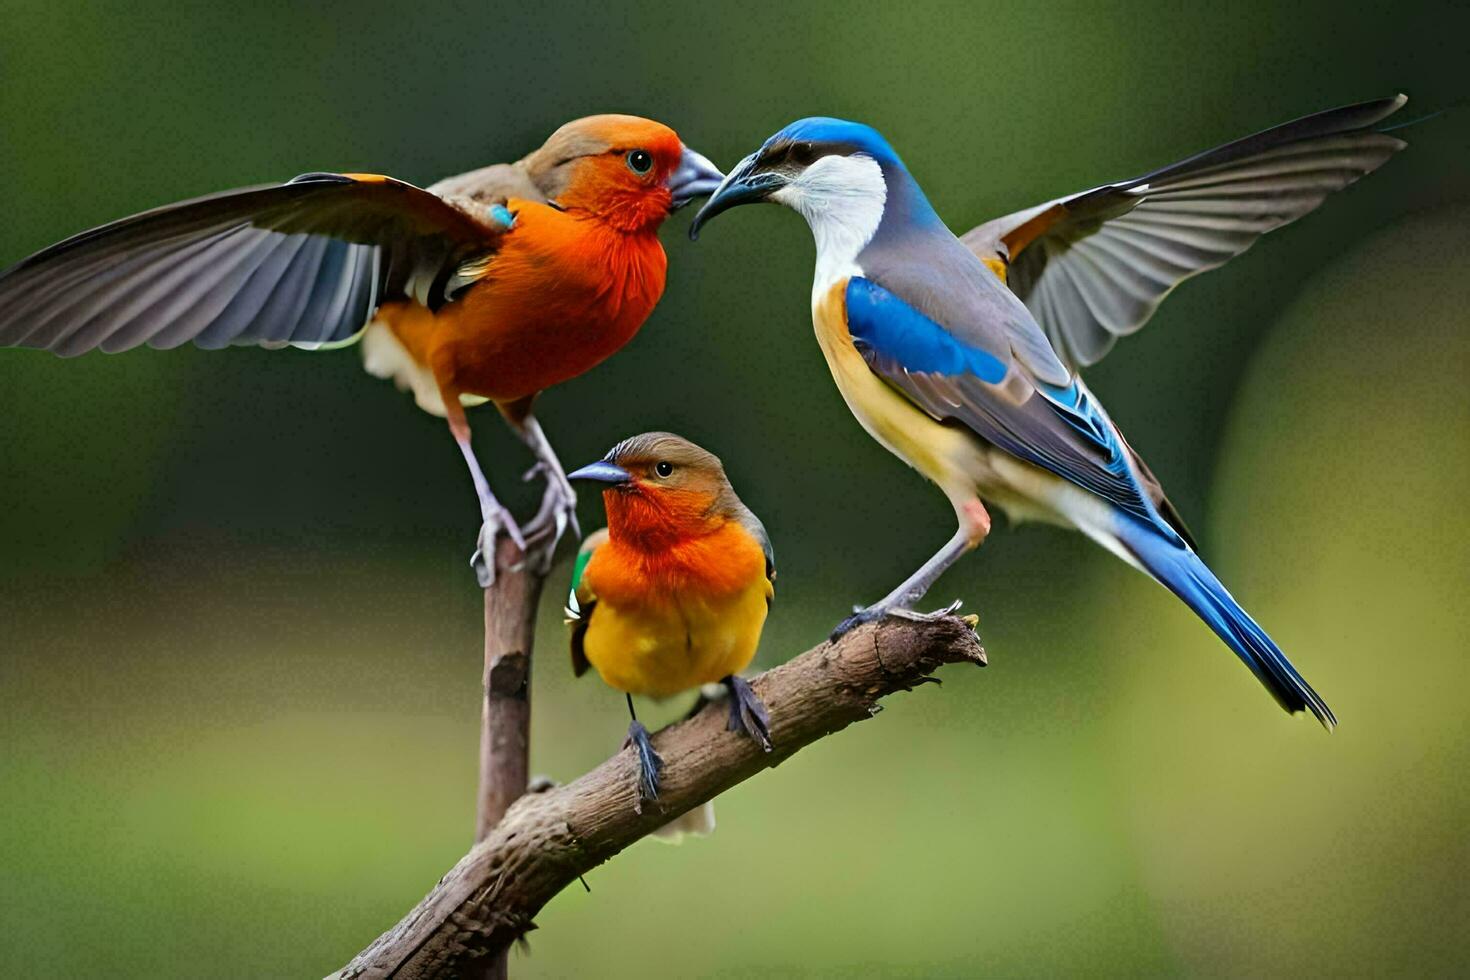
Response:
667,147,725,210
689,151,786,240
567,460,632,485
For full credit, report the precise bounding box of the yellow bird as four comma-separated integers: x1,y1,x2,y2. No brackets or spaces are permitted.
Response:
565,433,775,806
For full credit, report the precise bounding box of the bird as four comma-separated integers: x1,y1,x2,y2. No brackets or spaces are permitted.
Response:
0,115,724,584
564,432,775,807
689,95,1412,729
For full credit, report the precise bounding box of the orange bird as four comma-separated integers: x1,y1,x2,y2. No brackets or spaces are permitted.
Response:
0,116,723,582
564,433,775,805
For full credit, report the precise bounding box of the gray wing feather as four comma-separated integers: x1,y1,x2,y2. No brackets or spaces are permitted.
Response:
869,335,1155,523
860,223,1074,388
103,226,285,352
740,507,776,583
0,174,496,357
849,248,1185,530
963,95,1408,369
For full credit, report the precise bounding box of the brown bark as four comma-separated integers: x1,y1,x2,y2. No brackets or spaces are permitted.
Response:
476,531,552,844
472,522,559,980
332,614,985,980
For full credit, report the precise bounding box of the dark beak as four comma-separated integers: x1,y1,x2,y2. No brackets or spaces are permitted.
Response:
688,151,786,240
667,147,725,210
567,460,632,485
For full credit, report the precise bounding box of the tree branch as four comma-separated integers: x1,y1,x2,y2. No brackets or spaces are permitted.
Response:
476,531,553,843
333,614,985,980
473,520,559,980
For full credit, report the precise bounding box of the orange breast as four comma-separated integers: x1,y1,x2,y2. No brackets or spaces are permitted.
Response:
414,200,668,404
580,520,771,697
585,520,768,610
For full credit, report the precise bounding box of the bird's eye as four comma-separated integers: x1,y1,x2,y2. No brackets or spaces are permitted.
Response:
654,461,674,478
626,149,654,175
791,141,815,165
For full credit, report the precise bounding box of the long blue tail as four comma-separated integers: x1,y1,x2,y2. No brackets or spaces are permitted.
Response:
1111,513,1336,729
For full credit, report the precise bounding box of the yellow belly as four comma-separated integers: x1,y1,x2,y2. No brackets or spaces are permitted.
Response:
812,281,980,502
811,278,1073,527
583,578,770,699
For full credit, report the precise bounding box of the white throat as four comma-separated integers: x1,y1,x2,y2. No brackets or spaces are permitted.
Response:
772,154,887,295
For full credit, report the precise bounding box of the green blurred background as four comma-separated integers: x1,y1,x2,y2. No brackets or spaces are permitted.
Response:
2,1,1466,976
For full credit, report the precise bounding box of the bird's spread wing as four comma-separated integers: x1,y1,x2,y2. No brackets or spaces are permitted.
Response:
961,95,1407,370
845,272,1182,538
0,173,508,357
565,528,609,678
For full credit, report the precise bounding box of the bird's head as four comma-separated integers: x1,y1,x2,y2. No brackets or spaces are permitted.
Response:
689,117,911,243
568,432,738,545
521,115,723,232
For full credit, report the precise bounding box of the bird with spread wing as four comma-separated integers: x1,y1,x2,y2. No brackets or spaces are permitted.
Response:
0,115,724,583
691,96,1410,727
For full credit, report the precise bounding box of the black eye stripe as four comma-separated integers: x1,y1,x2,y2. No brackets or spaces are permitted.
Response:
756,139,861,170
756,143,789,168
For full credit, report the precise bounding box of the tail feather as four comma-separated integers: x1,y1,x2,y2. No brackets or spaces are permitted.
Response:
1111,514,1336,729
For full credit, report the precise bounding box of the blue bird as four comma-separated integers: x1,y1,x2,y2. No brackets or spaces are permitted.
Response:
691,96,1410,728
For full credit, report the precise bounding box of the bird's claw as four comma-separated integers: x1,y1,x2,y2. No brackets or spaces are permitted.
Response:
830,599,964,640
470,550,493,588
470,507,527,588
523,476,580,571
888,599,964,622
623,720,663,809
724,675,772,752
830,606,881,641
551,493,581,545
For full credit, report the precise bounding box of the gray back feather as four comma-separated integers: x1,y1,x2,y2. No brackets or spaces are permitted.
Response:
861,209,1074,388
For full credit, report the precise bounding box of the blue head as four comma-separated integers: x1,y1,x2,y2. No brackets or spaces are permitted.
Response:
767,117,905,167
689,117,941,244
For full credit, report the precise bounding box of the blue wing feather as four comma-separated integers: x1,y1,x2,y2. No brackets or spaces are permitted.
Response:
844,276,1007,382
844,273,1333,725
845,275,1166,530
830,146,1330,725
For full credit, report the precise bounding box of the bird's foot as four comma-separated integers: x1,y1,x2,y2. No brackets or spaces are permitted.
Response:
522,466,580,570
830,603,884,641
888,599,964,622
469,505,527,588
623,720,663,809
830,599,964,641
723,675,772,752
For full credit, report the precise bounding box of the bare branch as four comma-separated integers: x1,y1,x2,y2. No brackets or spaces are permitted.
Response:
473,520,560,980
333,615,986,980
476,530,554,843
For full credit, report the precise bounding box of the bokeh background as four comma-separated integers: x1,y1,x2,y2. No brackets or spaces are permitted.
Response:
2,1,1467,976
